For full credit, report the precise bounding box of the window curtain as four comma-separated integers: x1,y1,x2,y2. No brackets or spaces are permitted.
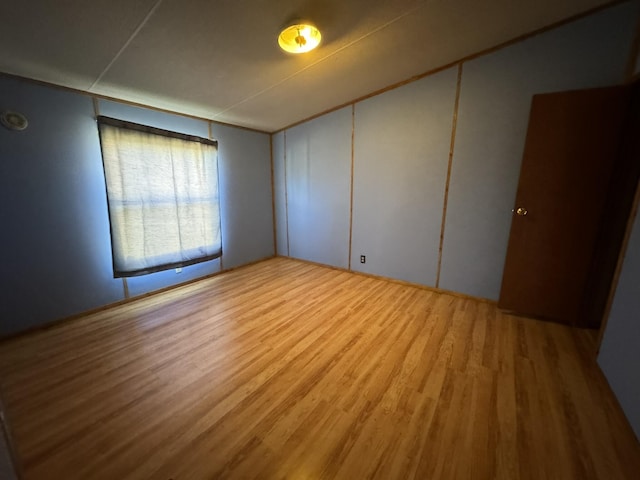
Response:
97,116,221,277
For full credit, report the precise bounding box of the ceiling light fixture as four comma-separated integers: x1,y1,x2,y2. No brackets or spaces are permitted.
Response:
278,22,321,54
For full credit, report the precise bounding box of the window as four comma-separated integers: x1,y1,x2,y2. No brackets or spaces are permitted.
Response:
97,116,221,277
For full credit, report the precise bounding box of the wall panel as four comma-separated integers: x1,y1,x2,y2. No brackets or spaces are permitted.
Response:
351,67,457,285
439,1,639,299
0,80,273,335
212,123,273,269
285,107,352,268
272,131,288,256
0,78,124,335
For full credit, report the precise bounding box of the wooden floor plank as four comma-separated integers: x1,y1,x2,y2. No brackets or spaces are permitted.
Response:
0,257,638,479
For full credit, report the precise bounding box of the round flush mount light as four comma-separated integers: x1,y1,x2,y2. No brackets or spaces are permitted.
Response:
278,22,321,54
1,110,28,131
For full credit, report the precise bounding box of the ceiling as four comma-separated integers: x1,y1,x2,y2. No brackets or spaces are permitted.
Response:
0,0,616,132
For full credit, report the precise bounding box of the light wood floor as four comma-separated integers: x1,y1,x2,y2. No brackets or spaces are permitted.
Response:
0,258,638,479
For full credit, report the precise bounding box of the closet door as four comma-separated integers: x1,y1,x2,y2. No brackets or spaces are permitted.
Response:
499,86,629,326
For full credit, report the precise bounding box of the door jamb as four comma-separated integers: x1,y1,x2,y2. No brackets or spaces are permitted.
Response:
597,178,640,352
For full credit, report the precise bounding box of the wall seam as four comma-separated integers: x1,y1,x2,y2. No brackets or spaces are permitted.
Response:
122,278,130,299
92,96,130,300
435,63,463,288
209,121,224,272
269,134,277,255
88,0,164,91
284,131,291,256
272,0,628,134
348,105,356,271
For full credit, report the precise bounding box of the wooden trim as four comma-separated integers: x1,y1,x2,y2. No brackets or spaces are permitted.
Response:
0,255,276,343
355,270,497,305
92,97,100,116
597,177,640,351
436,63,463,288
122,278,130,299
0,72,270,135
208,121,224,271
1,0,626,138
277,255,497,305
269,134,277,255
272,0,628,134
94,96,135,301
347,104,355,271
283,131,291,256
273,62,458,134
98,116,217,145
624,10,640,81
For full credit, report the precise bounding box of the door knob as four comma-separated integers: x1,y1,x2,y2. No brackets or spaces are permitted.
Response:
515,207,528,216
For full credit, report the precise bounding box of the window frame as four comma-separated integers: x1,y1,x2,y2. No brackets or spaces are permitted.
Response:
97,116,222,278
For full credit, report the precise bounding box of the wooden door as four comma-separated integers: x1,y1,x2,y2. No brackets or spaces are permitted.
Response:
499,86,630,326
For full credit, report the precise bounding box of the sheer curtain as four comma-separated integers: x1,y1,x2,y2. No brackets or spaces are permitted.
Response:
98,117,221,277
